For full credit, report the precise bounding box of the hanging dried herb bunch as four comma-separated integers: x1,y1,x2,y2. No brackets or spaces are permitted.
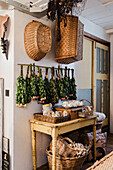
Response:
56,66,65,100
44,68,51,104
16,65,27,107
50,67,59,105
47,0,86,41
38,69,46,103
63,66,69,100
68,68,71,95
69,69,77,100
26,66,31,103
30,64,39,100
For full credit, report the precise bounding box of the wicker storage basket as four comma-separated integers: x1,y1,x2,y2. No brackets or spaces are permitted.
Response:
24,20,52,61
78,99,93,118
47,135,90,170
55,15,84,64
34,113,69,123
46,149,87,170
49,137,77,158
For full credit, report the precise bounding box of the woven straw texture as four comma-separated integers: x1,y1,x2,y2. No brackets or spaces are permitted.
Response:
47,135,90,170
24,21,52,61
49,137,78,158
55,15,84,64
46,150,87,170
87,151,113,170
34,113,69,123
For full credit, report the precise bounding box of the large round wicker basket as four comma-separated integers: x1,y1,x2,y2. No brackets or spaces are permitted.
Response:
46,147,88,170
47,135,91,170
55,15,84,64
24,20,52,61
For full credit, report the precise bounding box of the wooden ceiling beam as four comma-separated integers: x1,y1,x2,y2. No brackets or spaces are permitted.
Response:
106,28,113,34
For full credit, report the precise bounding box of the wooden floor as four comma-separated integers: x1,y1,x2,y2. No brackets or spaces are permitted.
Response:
37,133,113,170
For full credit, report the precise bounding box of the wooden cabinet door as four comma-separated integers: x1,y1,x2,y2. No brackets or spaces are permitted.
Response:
92,42,110,126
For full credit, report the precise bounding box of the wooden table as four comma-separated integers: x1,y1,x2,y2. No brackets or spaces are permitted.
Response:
30,115,97,170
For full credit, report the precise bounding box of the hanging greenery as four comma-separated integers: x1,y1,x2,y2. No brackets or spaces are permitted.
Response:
16,64,77,107
44,68,51,104
56,66,65,100
68,68,71,96
38,69,46,103
63,67,69,100
26,66,31,103
69,69,77,100
16,65,27,107
47,0,86,41
30,64,39,100
50,67,59,105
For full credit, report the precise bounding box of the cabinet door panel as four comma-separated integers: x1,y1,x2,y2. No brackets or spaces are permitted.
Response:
93,42,109,126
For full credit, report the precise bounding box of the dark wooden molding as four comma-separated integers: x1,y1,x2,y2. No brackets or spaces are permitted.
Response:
84,32,110,47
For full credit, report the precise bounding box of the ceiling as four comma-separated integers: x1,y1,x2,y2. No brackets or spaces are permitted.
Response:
81,0,113,30
0,0,113,31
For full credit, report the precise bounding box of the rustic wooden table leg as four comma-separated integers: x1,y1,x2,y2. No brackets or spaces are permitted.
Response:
52,128,58,170
93,119,96,161
32,129,37,170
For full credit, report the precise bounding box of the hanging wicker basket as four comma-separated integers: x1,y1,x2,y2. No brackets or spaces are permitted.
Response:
24,20,52,61
55,15,84,64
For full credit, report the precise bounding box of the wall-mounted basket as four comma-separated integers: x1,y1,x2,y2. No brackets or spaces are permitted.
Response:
55,15,84,64
24,20,52,61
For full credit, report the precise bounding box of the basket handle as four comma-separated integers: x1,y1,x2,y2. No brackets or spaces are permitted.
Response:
80,99,93,107
84,106,92,111
62,137,74,146
47,150,52,155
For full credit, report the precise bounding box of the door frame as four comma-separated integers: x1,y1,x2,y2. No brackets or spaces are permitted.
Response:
84,32,110,129
84,32,110,47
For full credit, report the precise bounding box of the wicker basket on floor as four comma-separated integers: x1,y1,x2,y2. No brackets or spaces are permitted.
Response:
46,149,87,170
55,15,84,64
46,149,88,170
47,135,91,170
49,137,77,158
24,20,52,61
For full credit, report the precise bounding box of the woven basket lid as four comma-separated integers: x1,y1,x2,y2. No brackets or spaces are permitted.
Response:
24,20,52,61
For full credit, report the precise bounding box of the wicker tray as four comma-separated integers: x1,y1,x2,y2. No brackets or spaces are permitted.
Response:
78,111,93,118
78,99,93,118
34,113,69,123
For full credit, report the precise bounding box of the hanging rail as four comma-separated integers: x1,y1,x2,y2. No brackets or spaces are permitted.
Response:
17,63,73,71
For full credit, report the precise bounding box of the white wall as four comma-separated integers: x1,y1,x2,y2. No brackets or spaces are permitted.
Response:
80,16,110,42
13,10,75,170
0,10,14,170
75,16,110,89
74,38,92,90
13,10,110,170
0,9,110,170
